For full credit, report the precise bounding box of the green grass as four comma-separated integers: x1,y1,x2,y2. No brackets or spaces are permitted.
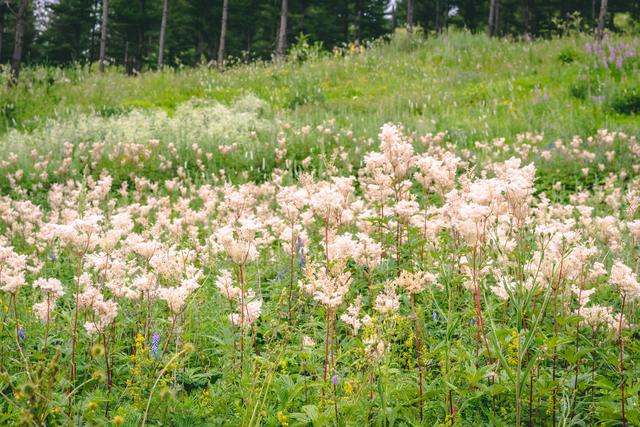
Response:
0,30,639,427
0,30,637,197
1,30,638,141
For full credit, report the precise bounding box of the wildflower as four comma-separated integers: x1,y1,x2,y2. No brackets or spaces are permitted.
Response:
229,290,263,326
340,296,365,335
610,261,640,299
395,270,437,295
302,335,316,348
374,281,400,314
300,264,351,309
216,269,240,300
364,333,385,362
151,333,160,358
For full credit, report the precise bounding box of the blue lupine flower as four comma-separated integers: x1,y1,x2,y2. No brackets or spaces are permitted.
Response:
432,311,437,322
298,248,305,267
151,332,160,357
18,327,26,341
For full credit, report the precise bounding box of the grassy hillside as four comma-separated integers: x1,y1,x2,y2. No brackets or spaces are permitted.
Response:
1,31,640,427
2,30,639,138
1,31,638,196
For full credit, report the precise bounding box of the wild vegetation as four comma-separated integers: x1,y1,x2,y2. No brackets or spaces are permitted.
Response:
0,20,639,427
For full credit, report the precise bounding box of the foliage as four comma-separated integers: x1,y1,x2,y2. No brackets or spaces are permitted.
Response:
0,30,639,427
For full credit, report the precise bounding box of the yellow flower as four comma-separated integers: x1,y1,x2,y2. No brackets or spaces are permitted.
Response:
135,333,145,349
277,411,289,426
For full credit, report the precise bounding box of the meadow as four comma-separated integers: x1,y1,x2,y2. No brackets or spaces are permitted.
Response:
0,30,639,426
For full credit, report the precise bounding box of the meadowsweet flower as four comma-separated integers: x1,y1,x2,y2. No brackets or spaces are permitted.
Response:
302,335,316,348
300,263,351,309
216,219,262,265
374,281,400,314
0,244,27,293
490,280,514,301
216,269,240,300
158,284,198,314
83,297,119,335
414,152,460,195
364,333,385,362
340,296,364,335
610,261,640,299
353,233,383,271
395,270,437,295
580,305,613,328
32,278,65,322
229,290,262,326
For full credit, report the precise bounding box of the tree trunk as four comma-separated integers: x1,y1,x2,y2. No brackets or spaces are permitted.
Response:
158,0,168,69
591,0,596,26
355,0,361,41
495,0,500,35
442,0,449,33
597,0,608,42
0,3,5,64
10,0,28,84
217,0,229,70
124,41,132,75
195,31,205,64
89,0,100,62
391,4,397,30
407,0,414,32
136,0,147,72
275,0,287,59
524,0,531,35
488,0,497,37
99,0,109,72
342,2,349,40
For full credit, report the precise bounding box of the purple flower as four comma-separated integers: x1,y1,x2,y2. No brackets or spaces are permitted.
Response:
332,374,338,385
585,42,592,54
151,332,160,357
432,311,438,322
18,327,26,341
298,248,305,267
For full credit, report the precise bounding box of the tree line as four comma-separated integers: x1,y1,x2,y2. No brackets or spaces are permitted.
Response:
0,0,638,83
